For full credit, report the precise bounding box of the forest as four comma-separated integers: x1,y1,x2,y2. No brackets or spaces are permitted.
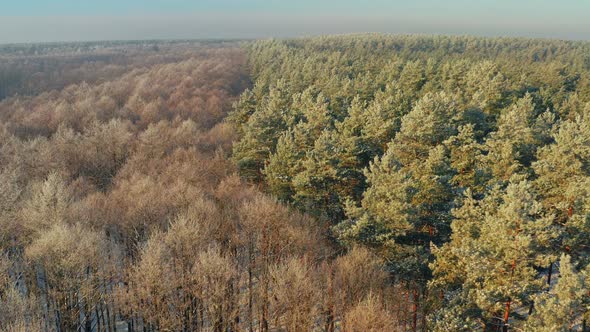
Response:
1,35,590,331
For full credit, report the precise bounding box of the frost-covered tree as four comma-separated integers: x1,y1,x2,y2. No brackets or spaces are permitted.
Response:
525,254,589,332
431,179,556,329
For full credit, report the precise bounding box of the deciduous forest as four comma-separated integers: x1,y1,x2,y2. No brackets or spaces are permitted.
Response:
1,35,590,331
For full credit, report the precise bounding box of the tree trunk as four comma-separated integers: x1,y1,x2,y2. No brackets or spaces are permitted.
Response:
248,241,254,332
85,309,92,332
412,288,418,332
403,289,409,332
421,289,428,331
96,307,102,332
105,298,111,332
38,267,50,332
503,259,516,332
261,228,269,332
502,299,511,332
324,266,334,332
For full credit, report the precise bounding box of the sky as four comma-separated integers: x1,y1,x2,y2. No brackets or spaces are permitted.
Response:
1,0,589,43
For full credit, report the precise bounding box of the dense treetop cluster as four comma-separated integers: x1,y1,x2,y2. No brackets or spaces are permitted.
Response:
231,34,590,330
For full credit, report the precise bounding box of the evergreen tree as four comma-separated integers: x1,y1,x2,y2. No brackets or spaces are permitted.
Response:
429,189,491,331
290,89,333,149
263,130,300,201
534,115,590,221
227,88,258,136
399,60,426,96
534,114,590,269
334,96,372,165
444,124,490,195
431,179,556,329
483,94,540,183
465,60,508,116
410,145,455,244
387,91,459,166
361,83,411,158
335,151,413,250
291,129,347,220
233,80,292,181
524,254,589,332
264,89,333,201
336,92,459,282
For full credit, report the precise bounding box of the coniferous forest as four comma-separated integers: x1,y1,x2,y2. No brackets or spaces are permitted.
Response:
1,35,590,331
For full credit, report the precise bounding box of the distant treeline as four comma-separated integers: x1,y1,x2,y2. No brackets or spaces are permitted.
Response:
0,40,244,101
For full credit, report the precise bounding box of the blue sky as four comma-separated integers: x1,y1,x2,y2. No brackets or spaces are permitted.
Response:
1,0,589,43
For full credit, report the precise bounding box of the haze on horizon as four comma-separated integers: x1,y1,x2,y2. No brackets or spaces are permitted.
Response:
1,0,589,44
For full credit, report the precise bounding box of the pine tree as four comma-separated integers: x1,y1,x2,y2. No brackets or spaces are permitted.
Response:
336,92,459,280
431,179,556,329
465,60,508,116
264,89,333,201
361,83,411,158
382,91,459,248
263,130,300,201
444,124,489,195
334,96,372,168
335,151,413,249
232,80,292,181
483,94,540,183
399,60,426,96
533,114,590,272
534,115,590,222
292,129,347,219
524,254,589,332
429,187,502,330
387,91,459,166
227,88,258,136
291,89,333,145
410,145,455,245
